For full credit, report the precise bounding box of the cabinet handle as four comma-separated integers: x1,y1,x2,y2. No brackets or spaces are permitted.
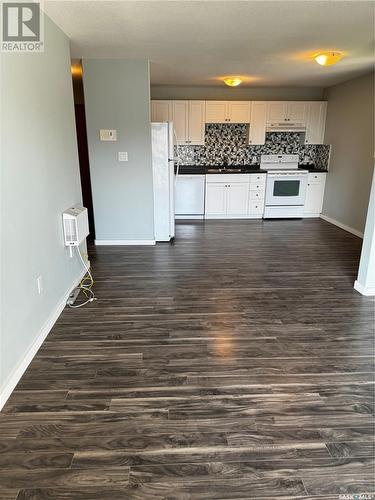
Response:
249,140,252,144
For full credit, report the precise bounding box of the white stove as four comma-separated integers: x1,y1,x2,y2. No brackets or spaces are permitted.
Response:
260,154,308,218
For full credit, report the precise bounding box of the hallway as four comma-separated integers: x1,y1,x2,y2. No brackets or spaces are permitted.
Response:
0,219,374,499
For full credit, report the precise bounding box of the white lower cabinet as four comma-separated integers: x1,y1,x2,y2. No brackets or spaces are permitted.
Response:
226,183,250,215
304,172,326,217
205,174,266,219
205,183,227,216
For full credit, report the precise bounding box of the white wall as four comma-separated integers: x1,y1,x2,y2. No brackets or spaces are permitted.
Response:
0,16,84,406
151,85,324,101
355,167,375,295
83,60,154,243
322,72,374,234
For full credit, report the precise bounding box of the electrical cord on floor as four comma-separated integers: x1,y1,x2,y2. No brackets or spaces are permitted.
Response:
68,246,97,309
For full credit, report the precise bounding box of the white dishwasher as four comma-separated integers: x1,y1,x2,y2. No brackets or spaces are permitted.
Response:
175,175,205,218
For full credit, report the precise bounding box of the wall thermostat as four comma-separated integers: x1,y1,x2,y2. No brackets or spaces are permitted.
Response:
99,129,117,141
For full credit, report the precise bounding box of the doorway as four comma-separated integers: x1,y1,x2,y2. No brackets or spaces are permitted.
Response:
71,59,95,241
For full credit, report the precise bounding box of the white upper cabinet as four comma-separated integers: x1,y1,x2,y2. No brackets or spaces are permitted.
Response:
151,100,172,122
227,102,251,123
248,102,267,145
151,99,327,146
287,102,308,122
267,102,288,123
205,101,227,123
267,101,308,124
305,102,327,144
188,101,206,145
205,101,250,123
171,100,205,145
172,101,189,144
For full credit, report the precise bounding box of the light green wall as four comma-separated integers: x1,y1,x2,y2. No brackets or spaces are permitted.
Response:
356,167,375,292
151,85,324,101
1,16,83,396
83,60,154,242
322,72,374,233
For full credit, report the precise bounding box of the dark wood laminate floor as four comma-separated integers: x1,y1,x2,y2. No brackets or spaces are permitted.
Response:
1,219,374,499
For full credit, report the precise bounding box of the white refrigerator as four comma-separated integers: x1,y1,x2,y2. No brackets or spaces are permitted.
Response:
152,122,175,242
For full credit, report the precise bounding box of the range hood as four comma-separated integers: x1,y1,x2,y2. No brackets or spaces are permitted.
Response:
266,122,306,133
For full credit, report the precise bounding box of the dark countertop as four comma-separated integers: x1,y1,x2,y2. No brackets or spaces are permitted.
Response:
176,164,328,174
176,165,266,175
299,165,328,173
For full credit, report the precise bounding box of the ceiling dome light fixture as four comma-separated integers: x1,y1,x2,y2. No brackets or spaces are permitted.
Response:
223,77,242,87
314,51,343,66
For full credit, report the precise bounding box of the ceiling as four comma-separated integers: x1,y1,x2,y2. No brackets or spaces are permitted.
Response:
45,0,375,87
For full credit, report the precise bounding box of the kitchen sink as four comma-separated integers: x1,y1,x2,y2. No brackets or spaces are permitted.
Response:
206,168,243,173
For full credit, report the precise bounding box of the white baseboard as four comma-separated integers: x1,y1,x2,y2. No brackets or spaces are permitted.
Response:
95,239,156,246
0,268,86,411
205,215,262,220
320,214,363,238
175,215,204,220
354,280,375,296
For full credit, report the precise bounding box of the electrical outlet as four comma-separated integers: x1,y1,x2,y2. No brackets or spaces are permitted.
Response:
118,151,128,162
37,275,43,294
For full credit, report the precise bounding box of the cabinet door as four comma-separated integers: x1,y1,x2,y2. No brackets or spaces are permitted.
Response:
226,183,249,215
305,102,327,144
172,101,189,144
188,101,205,145
227,101,251,123
205,101,227,123
267,102,288,123
205,183,227,216
249,102,267,145
151,100,172,122
287,102,307,123
304,175,326,215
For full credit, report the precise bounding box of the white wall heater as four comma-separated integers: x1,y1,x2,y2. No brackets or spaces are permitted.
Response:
62,206,89,251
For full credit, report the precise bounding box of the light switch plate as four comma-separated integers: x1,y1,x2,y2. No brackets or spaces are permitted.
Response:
37,275,43,294
118,151,128,162
99,129,117,141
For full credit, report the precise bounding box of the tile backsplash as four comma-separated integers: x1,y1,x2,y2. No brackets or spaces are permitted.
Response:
176,124,330,170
